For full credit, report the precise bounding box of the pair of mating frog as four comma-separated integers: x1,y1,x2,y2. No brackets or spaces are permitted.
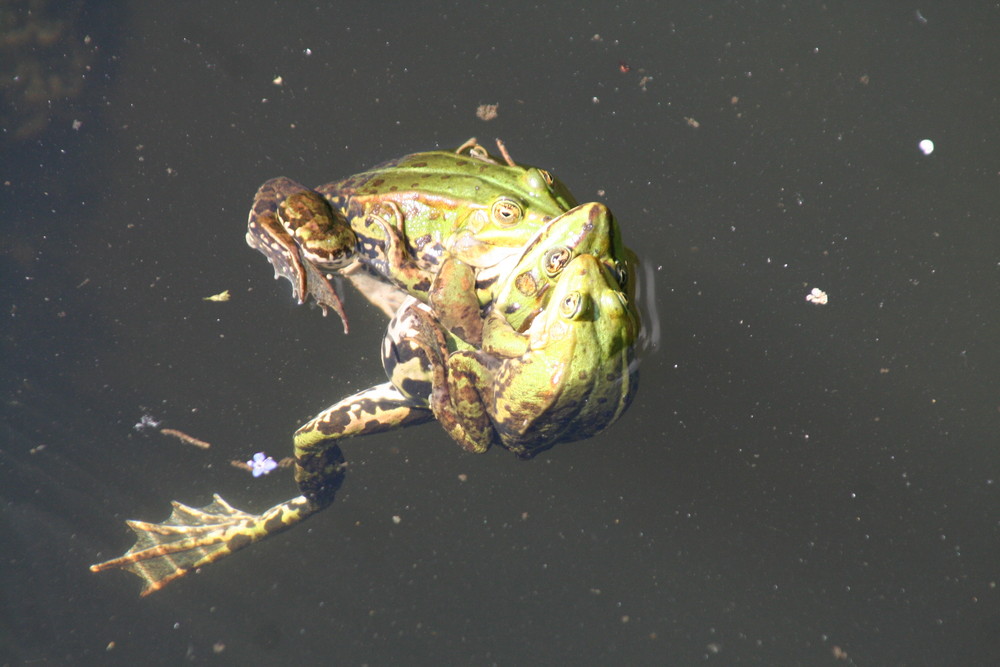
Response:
91,138,641,595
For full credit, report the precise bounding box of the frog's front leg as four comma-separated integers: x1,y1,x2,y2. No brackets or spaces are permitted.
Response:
386,297,497,453
429,258,483,346
90,385,433,597
368,212,484,345
432,310,538,455
434,349,499,453
358,202,436,296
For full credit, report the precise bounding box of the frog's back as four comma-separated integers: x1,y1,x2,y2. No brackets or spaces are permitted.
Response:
317,150,575,218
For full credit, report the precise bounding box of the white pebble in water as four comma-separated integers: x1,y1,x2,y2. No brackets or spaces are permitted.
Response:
919,139,934,155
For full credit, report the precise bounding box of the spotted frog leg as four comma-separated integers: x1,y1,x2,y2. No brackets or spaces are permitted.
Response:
89,492,325,596
90,300,438,598
90,383,443,596
246,178,354,332
364,211,485,346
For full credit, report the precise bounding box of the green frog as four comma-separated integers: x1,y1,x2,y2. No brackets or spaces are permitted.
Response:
247,138,577,335
333,203,639,459
433,252,640,457
382,252,640,459
90,205,640,596
372,197,635,345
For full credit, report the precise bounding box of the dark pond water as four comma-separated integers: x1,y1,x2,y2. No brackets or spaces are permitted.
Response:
3,2,998,664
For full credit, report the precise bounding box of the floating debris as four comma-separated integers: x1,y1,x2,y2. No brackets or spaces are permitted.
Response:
918,139,934,155
203,290,231,302
160,428,211,449
476,103,498,121
133,413,161,431
806,287,829,305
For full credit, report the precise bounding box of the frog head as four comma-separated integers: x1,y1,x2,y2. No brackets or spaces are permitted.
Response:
445,158,576,269
486,201,636,333
488,252,640,456
444,143,579,269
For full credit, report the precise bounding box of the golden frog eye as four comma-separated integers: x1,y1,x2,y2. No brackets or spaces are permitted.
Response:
490,198,523,227
559,292,586,319
543,247,572,277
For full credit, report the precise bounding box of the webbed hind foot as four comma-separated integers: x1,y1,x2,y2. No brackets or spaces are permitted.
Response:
90,493,317,596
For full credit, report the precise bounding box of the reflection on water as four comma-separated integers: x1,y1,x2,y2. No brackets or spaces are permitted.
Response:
634,256,662,355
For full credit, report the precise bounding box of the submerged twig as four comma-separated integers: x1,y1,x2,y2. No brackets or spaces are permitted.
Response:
160,428,211,450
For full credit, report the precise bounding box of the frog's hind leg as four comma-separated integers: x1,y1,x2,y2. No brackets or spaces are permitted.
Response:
247,178,352,332
293,382,434,502
91,384,433,596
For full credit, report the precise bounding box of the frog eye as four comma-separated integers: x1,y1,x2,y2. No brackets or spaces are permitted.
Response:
543,247,572,277
526,169,554,191
491,198,523,227
559,292,587,319
614,260,629,289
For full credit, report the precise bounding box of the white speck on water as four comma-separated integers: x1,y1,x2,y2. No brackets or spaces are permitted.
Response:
806,287,828,305
919,139,934,155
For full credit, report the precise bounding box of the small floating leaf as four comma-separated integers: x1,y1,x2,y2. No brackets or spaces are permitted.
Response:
203,290,231,302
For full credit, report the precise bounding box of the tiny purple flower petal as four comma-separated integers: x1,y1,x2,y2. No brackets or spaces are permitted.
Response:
247,452,278,477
